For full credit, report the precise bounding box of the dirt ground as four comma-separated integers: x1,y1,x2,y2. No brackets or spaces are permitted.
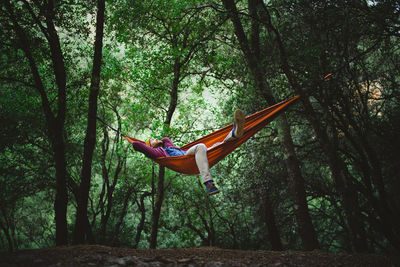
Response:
0,245,394,266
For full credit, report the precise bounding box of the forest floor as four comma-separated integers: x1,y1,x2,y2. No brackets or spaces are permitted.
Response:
0,244,394,267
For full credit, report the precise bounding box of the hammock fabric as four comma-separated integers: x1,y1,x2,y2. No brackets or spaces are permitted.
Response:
126,95,300,175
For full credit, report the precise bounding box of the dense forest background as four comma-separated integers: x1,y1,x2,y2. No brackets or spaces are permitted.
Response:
1,0,399,258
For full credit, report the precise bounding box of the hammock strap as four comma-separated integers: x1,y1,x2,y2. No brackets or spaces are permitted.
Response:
96,116,126,137
96,116,140,154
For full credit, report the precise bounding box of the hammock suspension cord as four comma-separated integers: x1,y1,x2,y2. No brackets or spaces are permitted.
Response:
96,116,126,137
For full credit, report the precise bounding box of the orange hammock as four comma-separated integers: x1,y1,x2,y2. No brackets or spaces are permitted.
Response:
126,95,300,175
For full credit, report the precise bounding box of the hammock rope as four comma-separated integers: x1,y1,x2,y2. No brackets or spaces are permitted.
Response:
96,116,126,137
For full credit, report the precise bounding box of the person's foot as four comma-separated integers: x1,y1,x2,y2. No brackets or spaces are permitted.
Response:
233,109,245,138
206,182,220,195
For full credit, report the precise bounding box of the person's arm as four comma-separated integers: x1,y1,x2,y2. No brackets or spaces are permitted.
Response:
131,141,168,159
161,137,174,147
161,137,187,153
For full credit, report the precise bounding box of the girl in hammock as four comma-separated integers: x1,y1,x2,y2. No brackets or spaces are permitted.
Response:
131,110,245,195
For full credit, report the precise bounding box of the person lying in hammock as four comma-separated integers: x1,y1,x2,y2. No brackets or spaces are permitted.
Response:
131,109,245,195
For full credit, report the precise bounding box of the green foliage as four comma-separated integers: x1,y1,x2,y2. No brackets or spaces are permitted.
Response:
1,0,399,255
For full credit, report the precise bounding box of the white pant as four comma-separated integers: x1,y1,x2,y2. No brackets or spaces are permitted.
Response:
186,143,212,183
186,130,235,183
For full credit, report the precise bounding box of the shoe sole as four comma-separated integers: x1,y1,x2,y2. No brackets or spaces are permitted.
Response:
208,189,220,196
234,109,245,138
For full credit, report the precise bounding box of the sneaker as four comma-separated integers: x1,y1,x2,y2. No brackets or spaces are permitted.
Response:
206,183,220,195
233,109,245,138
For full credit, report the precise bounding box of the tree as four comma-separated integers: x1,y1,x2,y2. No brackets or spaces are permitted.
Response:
110,0,225,248
264,0,400,252
221,0,319,250
73,0,106,244
1,0,400,254
2,0,70,245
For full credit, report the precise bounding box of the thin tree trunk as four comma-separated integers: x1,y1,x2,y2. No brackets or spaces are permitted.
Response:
280,115,319,249
133,192,152,248
260,190,283,251
0,227,10,252
100,111,124,238
112,187,135,245
204,191,216,246
0,209,13,252
101,158,123,238
100,119,124,239
97,127,109,239
150,166,165,249
73,0,105,244
149,51,181,248
52,135,68,245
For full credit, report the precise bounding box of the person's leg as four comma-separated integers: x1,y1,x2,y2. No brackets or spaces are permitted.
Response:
186,143,212,183
223,109,245,142
209,109,245,149
222,131,234,143
186,143,219,195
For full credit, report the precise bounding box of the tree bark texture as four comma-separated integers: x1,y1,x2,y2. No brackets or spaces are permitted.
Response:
259,190,283,251
150,166,165,249
280,116,320,250
73,0,105,244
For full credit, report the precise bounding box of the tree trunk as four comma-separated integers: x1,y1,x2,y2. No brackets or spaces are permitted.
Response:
150,166,165,249
45,1,69,246
280,115,320,250
204,193,216,246
260,190,283,250
100,111,125,238
221,0,319,250
98,127,109,240
341,98,400,248
257,2,369,252
133,192,152,248
0,209,14,252
73,0,105,244
101,151,123,239
52,135,68,246
4,0,70,246
113,187,136,246
149,50,181,248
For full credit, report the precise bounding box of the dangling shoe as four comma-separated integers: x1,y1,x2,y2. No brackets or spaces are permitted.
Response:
206,182,220,195
233,109,245,138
